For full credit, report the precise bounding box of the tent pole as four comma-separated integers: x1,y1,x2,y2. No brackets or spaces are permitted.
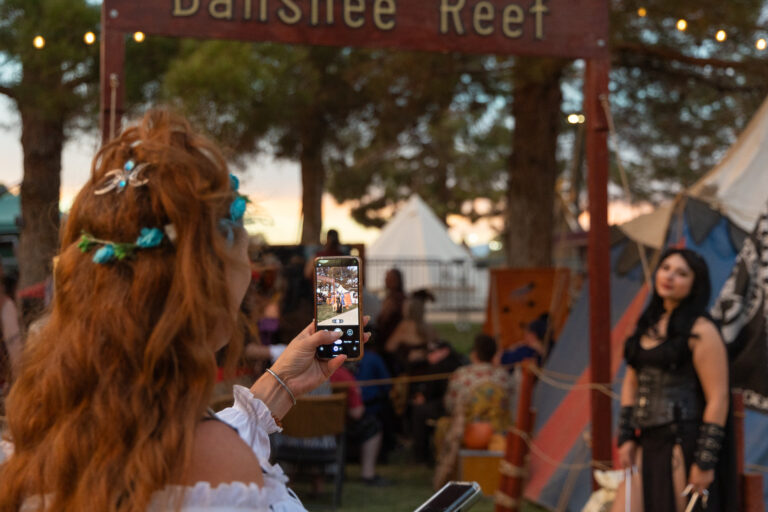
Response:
585,56,612,488
100,2,125,145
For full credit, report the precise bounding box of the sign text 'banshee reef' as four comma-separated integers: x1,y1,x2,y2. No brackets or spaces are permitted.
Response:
172,0,549,40
104,0,609,58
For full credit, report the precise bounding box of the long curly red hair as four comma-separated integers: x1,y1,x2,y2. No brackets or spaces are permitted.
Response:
0,109,244,511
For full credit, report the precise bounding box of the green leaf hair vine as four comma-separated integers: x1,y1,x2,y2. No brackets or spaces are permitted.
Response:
78,228,165,264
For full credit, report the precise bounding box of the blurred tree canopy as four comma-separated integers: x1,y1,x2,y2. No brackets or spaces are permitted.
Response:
607,0,768,201
0,0,100,291
161,43,486,245
6,0,768,285
0,0,181,294
164,0,768,264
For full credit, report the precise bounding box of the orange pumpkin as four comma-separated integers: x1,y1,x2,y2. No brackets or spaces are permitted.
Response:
488,433,507,452
463,421,494,449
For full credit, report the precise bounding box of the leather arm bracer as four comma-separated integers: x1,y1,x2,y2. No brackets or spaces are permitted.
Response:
694,422,725,471
617,405,638,447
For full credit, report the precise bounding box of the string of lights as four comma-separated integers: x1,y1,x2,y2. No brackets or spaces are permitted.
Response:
634,6,767,50
30,6,768,52
31,31,145,50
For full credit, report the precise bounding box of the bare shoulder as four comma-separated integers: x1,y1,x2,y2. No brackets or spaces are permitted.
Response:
180,420,264,488
690,316,724,351
692,316,721,340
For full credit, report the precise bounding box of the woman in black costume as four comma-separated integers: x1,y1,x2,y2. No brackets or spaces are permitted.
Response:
617,248,736,511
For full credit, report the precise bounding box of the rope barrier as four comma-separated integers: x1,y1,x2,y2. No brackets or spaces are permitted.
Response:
528,364,620,401
327,370,458,389
498,459,528,478
746,463,768,474
327,360,618,402
507,425,613,472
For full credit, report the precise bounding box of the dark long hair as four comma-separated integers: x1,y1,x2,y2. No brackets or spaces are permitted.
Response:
626,248,712,362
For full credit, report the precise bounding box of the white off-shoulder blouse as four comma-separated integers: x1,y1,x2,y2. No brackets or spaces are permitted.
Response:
148,385,307,511
7,385,307,512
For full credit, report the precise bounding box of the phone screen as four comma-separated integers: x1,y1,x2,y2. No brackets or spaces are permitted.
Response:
314,257,362,360
414,482,480,512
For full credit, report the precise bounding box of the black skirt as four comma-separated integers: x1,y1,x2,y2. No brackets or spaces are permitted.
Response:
639,419,737,512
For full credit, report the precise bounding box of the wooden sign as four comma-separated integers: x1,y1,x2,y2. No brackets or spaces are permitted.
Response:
103,0,608,59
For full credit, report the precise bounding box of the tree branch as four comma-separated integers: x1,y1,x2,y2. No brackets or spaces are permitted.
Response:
0,85,16,100
613,40,756,70
62,74,93,91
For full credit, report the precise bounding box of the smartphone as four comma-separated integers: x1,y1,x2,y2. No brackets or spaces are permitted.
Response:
313,256,364,361
413,481,482,512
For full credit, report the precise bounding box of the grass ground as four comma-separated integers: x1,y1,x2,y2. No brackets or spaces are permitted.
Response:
293,322,551,511
292,451,550,512
433,322,483,355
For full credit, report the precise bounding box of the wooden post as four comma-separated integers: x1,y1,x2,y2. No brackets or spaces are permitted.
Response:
735,391,745,477
496,361,536,512
585,54,612,488
734,391,766,512
100,2,125,144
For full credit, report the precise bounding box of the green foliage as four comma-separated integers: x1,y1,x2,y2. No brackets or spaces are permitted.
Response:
607,0,768,201
163,42,370,159
326,53,510,227
0,0,100,121
155,1,768,238
298,449,548,511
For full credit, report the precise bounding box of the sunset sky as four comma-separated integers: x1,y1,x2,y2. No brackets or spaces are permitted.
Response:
0,96,646,247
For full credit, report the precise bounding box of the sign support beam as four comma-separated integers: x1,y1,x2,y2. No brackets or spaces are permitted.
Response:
99,0,613,493
585,55,612,484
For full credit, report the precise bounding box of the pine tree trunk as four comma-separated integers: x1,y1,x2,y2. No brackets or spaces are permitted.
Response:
505,57,566,267
17,107,64,290
299,118,325,246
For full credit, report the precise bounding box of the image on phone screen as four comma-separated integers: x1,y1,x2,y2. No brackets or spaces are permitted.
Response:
314,257,362,360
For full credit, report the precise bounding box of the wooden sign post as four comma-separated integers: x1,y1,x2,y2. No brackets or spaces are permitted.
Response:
100,0,612,497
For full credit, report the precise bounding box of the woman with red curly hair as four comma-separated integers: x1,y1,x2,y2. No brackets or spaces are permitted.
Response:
0,109,363,511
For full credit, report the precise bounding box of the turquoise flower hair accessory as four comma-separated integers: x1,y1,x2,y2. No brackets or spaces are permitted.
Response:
136,227,164,248
230,196,247,222
228,173,250,223
78,228,165,264
93,245,116,264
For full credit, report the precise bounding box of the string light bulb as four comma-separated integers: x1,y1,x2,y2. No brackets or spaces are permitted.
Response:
757,38,767,50
84,31,96,45
133,31,145,43
676,19,687,31
33,35,45,49
637,7,647,17
567,114,580,124
715,30,727,42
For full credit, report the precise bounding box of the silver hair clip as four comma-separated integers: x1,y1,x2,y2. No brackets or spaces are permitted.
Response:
94,158,150,195
94,142,148,195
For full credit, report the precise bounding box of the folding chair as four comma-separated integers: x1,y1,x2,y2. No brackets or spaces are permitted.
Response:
272,393,347,510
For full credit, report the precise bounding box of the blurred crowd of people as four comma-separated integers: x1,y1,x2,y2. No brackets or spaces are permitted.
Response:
225,229,556,488
1,223,555,491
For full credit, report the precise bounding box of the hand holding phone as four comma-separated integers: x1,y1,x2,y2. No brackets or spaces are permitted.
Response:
313,256,364,361
413,481,482,512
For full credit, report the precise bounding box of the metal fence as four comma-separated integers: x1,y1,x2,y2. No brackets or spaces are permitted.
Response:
365,259,488,313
